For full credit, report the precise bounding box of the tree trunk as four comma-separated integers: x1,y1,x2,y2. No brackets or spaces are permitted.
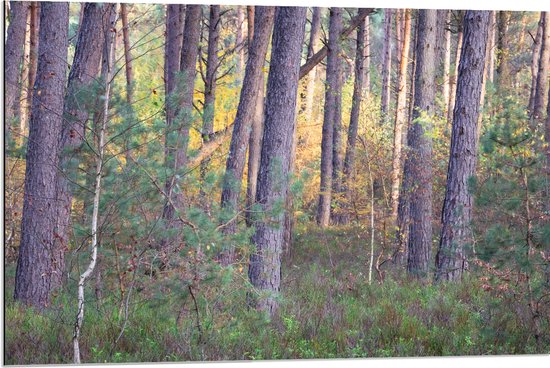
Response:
364,16,371,94
14,2,69,309
55,3,113,269
316,8,343,227
437,10,451,117
488,11,496,84
435,11,490,282
304,7,322,120
496,11,511,91
403,9,437,277
447,25,463,124
533,12,550,120
219,7,275,264
21,2,40,138
339,15,367,225
248,7,306,316
380,8,393,121
5,1,29,143
236,6,244,77
528,14,543,116
120,3,134,105
390,9,411,222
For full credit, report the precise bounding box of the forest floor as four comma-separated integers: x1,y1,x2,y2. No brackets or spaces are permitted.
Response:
4,224,547,364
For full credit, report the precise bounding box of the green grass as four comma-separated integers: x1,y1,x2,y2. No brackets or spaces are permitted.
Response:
4,224,548,364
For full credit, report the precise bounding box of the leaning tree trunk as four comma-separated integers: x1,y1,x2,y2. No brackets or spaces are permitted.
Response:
533,12,550,121
219,7,275,264
316,8,343,227
435,10,490,282
248,7,307,316
380,8,393,122
339,15,368,225
5,1,29,144
528,14,543,116
303,7,322,120
14,2,69,309
389,9,412,222
404,9,437,277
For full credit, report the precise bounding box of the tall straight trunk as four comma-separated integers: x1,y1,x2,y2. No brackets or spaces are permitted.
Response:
162,4,200,237
435,11,490,282
283,109,299,258
488,11,496,84
390,9,411,222
380,8,393,121
402,9,437,277
236,6,244,77
339,16,367,225
248,7,306,316
364,16,371,94
316,8,343,227
533,12,550,120
395,9,403,69
437,9,451,116
55,3,113,264
304,7,322,120
219,7,275,264
21,1,40,137
14,2,69,309
447,27,463,124
528,14,543,115
120,4,134,105
245,6,265,227
496,11,511,91
5,1,29,142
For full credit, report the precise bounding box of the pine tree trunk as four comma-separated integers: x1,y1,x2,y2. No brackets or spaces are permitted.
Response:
304,7,322,120
20,2,39,138
316,8,343,227
120,4,134,105
533,12,550,120
380,9,393,121
364,16,371,94
447,26,463,124
14,2,69,309
5,1,29,143
488,11,496,84
236,6,244,77
248,7,306,316
219,7,275,264
390,9,412,222
403,9,437,277
435,11,490,282
437,10,451,117
528,14,543,116
339,16,367,225
496,11,511,91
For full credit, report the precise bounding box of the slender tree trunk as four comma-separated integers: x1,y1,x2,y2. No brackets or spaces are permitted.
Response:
380,8,393,121
14,2,69,309
435,11,490,282
316,8,343,227
248,7,306,316
395,9,403,70
528,14,543,116
488,11,496,84
447,26,463,124
403,10,437,277
496,11,511,91
364,16,371,94
5,1,29,143
120,4,134,105
304,7,322,120
20,2,39,138
390,9,411,222
219,7,275,264
533,12,550,120
339,16,367,225
437,10,451,116
236,6,244,77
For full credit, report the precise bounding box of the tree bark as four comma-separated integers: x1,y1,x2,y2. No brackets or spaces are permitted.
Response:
248,7,306,316
14,2,69,309
380,8,393,121
219,7,275,264
22,2,40,137
488,11,496,84
120,3,134,105
304,7,322,120
447,24,463,124
316,7,343,227
5,1,29,143
437,10,451,117
528,14,543,116
403,9,437,277
390,9,412,222
533,12,550,120
435,10,490,282
496,11,511,91
55,3,113,269
236,5,244,77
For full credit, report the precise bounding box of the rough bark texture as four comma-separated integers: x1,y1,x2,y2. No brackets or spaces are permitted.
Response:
14,2,69,309
55,3,113,266
316,8,343,227
390,9,412,222
528,14,543,116
5,1,29,141
435,10,490,282
248,7,306,316
403,10,437,277
339,16,367,225
120,3,134,105
219,7,275,264
380,8,393,121
21,2,40,136
533,12,550,120
304,7,322,120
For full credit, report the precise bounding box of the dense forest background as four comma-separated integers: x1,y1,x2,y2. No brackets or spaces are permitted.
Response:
3,1,550,364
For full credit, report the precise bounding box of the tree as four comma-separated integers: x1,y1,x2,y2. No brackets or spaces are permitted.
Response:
380,8,393,121
496,11,511,91
533,12,550,120
248,6,307,316
390,9,412,222
403,9,437,277
14,1,69,309
316,8,343,227
219,6,275,263
447,13,464,124
120,3,134,105
435,10,490,282
5,1,29,144
303,7,322,120
20,1,40,137
528,14,543,116
236,6,244,77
